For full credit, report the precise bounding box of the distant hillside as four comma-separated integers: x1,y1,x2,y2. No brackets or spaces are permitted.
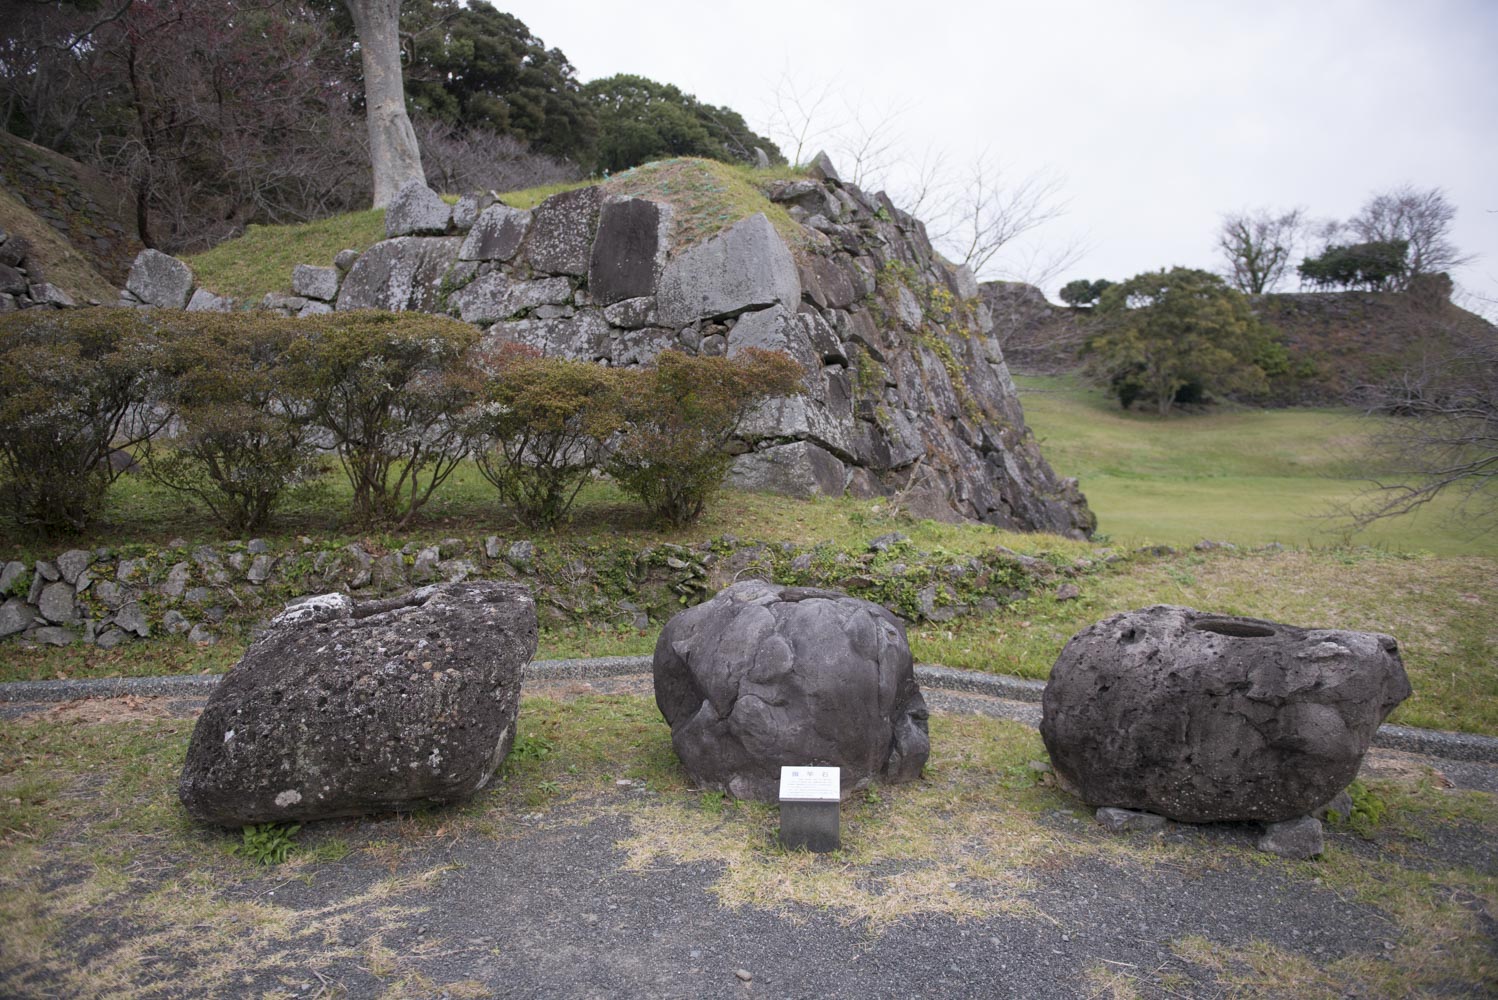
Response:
0,130,141,297
980,279,1498,406
1254,290,1496,405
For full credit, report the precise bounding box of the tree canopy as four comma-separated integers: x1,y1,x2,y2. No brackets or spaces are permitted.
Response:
583,74,782,175
1085,268,1282,415
1298,241,1409,292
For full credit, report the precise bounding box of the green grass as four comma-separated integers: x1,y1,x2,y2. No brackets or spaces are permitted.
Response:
186,208,386,304
1015,374,1498,557
603,157,809,252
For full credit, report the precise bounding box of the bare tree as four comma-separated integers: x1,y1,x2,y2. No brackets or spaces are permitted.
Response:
1348,184,1473,287
931,152,1070,278
414,117,580,195
1343,316,1498,532
343,0,424,207
1217,207,1305,294
761,68,844,168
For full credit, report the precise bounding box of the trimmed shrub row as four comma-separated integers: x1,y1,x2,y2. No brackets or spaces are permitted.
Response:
0,309,802,536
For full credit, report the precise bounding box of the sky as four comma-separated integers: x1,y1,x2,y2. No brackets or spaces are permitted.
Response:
496,0,1497,309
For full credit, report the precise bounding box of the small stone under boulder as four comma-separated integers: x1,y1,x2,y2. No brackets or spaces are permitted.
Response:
1041,605,1410,823
179,581,537,826
652,579,929,802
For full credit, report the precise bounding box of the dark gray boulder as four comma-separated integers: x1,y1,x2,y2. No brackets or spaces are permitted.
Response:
653,579,929,802
125,249,194,309
588,198,670,304
522,186,604,276
1040,605,1410,823
179,581,537,826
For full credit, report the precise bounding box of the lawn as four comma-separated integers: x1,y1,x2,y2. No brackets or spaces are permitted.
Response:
1014,374,1497,557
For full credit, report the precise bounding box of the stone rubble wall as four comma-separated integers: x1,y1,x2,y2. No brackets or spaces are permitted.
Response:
0,226,78,312
119,163,1095,537
0,533,1092,652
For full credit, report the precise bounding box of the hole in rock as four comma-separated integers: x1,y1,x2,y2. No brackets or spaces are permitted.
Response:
1192,620,1275,638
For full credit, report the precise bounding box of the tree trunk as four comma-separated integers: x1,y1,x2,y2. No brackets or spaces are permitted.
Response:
343,0,424,208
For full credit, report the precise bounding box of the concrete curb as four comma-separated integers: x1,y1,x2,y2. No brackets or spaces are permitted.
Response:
3,658,1495,764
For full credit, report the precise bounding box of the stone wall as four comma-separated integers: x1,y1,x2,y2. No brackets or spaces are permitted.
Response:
0,226,76,311
0,532,1091,651
122,160,1095,538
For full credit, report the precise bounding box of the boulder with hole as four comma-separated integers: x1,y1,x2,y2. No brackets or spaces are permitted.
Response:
178,581,537,826
653,579,929,802
1040,604,1410,823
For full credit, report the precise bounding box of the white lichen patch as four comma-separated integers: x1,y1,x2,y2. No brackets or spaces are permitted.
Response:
274,789,302,808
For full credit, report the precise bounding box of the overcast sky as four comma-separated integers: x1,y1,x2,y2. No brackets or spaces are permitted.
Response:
498,0,1496,309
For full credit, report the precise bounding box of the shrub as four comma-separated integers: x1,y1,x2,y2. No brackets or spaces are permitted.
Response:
287,311,479,527
468,343,625,527
0,309,166,535
144,313,325,534
607,349,802,526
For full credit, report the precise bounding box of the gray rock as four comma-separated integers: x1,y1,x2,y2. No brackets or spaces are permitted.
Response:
93,580,128,609
807,151,841,184
31,282,75,308
753,147,770,169
187,623,217,645
440,559,477,583
602,296,658,329
247,539,270,555
455,273,572,325
112,602,150,638
296,298,333,317
163,610,191,634
31,626,77,646
868,532,907,552
385,181,452,237
1056,583,1081,601
186,288,234,313
185,587,212,604
292,264,341,302
56,549,91,585
653,580,928,802
459,204,532,263
0,263,25,295
178,581,537,825
38,582,77,624
588,198,670,304
94,628,127,651
505,540,535,573
35,560,60,583
728,441,847,499
335,237,462,313
247,554,276,585
522,186,604,276
451,191,494,231
946,262,979,301
116,558,142,582
334,249,360,272
261,292,308,314
412,546,442,583
484,536,502,560
0,597,34,637
0,560,26,595
1095,807,1167,834
1040,605,1411,823
1314,788,1354,822
1257,816,1324,859
161,562,191,599
656,214,800,327
125,249,194,309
